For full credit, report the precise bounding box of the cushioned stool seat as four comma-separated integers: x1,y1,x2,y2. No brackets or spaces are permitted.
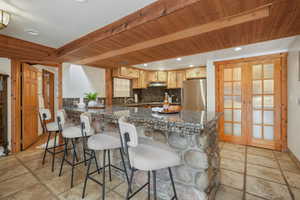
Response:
128,143,180,171
62,126,94,139
46,122,59,132
87,133,121,150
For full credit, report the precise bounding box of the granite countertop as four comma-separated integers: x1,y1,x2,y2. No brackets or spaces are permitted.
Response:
117,102,181,107
65,106,221,132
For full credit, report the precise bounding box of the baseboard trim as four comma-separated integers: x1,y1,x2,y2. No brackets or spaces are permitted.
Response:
287,148,300,169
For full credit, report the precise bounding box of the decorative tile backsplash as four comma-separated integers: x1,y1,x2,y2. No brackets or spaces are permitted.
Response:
133,88,181,103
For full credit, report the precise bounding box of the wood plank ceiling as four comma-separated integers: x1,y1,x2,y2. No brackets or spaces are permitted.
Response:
0,0,300,68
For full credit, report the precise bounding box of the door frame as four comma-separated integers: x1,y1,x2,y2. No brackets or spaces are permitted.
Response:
42,69,55,122
215,53,288,151
10,61,63,153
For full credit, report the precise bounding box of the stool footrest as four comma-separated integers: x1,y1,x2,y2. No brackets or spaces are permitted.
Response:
128,182,149,199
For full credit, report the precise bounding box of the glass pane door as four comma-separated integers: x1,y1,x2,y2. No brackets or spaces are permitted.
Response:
249,61,278,148
220,64,246,144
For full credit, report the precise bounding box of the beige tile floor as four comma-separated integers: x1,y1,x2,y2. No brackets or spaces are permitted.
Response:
0,142,300,200
217,142,300,200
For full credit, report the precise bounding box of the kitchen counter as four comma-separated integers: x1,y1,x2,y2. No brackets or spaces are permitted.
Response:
117,102,181,107
64,106,221,200
65,106,220,135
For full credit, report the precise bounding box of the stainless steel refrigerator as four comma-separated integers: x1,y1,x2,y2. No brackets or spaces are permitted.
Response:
181,79,207,111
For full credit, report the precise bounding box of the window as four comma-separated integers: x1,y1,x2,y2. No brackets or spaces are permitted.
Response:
113,78,131,97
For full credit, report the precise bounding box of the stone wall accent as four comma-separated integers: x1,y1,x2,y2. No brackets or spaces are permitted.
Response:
65,108,220,200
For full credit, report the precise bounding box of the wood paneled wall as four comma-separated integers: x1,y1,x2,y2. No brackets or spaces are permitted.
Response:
11,60,22,153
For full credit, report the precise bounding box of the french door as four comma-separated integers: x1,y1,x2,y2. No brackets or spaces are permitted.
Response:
216,54,287,150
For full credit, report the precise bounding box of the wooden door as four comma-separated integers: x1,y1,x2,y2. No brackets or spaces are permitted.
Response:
247,59,282,150
216,54,287,151
22,63,39,149
218,63,247,145
42,70,54,122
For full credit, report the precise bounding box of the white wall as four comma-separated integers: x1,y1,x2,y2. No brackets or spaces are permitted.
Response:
287,37,300,160
62,63,106,98
0,58,11,150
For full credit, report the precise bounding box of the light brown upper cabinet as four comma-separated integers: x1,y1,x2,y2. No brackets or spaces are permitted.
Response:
132,70,148,89
147,71,157,82
113,66,139,79
186,67,206,79
167,70,186,88
147,71,167,82
215,53,287,151
157,71,167,82
167,71,177,88
176,70,186,88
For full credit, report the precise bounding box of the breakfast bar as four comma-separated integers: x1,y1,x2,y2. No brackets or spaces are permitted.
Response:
65,106,221,200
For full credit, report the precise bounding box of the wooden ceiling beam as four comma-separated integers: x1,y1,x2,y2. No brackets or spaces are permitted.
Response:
75,4,271,65
0,34,58,64
56,0,202,58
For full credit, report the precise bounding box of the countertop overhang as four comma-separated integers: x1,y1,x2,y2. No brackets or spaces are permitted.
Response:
65,106,221,135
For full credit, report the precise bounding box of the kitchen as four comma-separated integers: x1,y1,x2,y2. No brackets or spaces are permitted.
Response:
0,1,300,200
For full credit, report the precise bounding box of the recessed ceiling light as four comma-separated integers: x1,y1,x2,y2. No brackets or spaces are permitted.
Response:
25,29,39,36
176,57,182,61
143,64,148,67
75,0,88,2
189,65,194,67
234,47,242,51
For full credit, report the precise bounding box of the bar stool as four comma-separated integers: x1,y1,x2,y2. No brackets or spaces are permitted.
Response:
81,114,130,200
39,108,65,172
57,111,96,188
118,116,180,200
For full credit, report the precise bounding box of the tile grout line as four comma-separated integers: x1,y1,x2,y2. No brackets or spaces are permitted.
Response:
15,156,61,200
242,145,248,200
273,151,295,200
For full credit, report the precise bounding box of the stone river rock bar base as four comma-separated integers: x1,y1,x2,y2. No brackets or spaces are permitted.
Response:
65,106,221,200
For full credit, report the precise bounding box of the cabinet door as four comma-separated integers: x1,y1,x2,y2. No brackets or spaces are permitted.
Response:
139,70,148,88
176,71,186,88
132,78,139,89
147,71,157,82
157,71,167,82
186,67,206,79
167,71,177,88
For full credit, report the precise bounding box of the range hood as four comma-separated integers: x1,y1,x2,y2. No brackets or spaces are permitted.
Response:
148,82,167,87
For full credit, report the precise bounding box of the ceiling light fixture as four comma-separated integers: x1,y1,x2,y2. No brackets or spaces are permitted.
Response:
234,47,242,51
25,29,39,36
0,10,10,30
143,64,148,67
189,65,194,67
176,57,182,61
75,0,88,3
